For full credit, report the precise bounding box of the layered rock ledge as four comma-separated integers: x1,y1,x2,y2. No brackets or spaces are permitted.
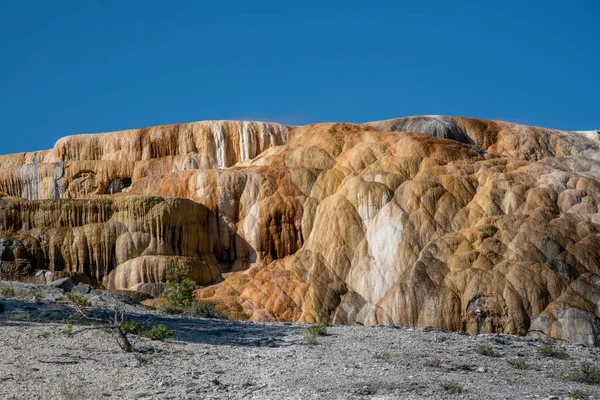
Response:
1,116,599,345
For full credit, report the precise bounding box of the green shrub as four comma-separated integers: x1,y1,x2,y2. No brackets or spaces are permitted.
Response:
308,322,328,336
507,357,536,370
162,262,196,306
143,324,173,341
159,300,226,319
568,362,600,385
440,380,463,394
65,292,91,307
158,301,186,314
305,330,318,345
305,322,328,345
188,301,226,319
1,287,16,298
62,322,73,335
474,343,500,357
537,345,569,359
121,320,145,335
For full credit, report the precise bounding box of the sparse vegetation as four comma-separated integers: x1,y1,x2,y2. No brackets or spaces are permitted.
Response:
65,294,141,352
569,388,592,399
158,301,186,314
373,352,395,363
143,324,172,341
305,330,318,345
423,357,442,368
567,362,600,385
474,343,500,357
39,331,51,339
309,322,328,336
159,299,226,319
1,286,16,297
158,263,227,319
305,322,328,345
189,301,226,318
506,357,535,370
66,292,91,308
5,283,173,353
121,320,145,335
440,380,463,394
133,353,149,366
61,322,73,336
537,345,569,359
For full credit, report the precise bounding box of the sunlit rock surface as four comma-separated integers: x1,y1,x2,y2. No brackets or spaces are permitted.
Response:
1,116,599,345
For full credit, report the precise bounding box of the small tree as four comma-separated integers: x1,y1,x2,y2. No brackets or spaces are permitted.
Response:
66,293,138,352
65,293,169,352
163,262,196,306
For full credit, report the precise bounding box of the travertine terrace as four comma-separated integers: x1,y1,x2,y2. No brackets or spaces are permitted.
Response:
1,116,600,345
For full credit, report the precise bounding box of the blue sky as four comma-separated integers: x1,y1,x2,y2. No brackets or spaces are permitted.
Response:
0,1,598,155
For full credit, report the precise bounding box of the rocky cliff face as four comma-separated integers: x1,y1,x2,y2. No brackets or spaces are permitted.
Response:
1,116,599,345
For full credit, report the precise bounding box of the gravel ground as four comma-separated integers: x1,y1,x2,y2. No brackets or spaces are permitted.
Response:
1,286,599,399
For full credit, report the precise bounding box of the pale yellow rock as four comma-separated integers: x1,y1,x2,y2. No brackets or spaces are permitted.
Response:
104,255,220,291
0,195,212,283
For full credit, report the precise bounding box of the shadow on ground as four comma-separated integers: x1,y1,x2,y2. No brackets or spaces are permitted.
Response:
149,314,302,347
0,299,302,348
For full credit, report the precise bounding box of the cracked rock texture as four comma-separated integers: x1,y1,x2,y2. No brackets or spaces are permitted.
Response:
1,116,600,345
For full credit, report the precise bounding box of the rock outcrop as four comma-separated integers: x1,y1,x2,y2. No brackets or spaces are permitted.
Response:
1,116,599,345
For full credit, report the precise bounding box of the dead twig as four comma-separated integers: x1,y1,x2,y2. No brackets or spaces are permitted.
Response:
65,297,135,353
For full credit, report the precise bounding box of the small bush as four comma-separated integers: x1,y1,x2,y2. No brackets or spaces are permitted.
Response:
66,292,91,308
440,380,463,394
568,362,600,385
537,345,569,359
159,301,186,314
305,322,328,346
143,324,173,341
1,287,16,298
39,331,51,339
61,322,73,336
159,300,226,319
188,301,226,319
305,333,318,345
308,322,328,336
507,357,531,370
373,352,395,363
61,301,141,353
163,263,196,306
121,320,145,335
474,343,500,357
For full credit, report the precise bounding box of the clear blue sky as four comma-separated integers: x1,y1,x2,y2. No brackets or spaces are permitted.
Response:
1,1,598,155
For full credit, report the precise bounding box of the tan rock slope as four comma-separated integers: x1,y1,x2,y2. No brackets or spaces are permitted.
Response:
1,116,599,345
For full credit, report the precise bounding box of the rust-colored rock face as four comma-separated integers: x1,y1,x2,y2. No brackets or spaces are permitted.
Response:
1,116,599,345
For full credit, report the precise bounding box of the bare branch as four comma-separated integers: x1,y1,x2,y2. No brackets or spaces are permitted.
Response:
64,298,135,353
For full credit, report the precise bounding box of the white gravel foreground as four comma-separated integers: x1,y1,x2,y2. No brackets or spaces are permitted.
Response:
1,313,599,400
